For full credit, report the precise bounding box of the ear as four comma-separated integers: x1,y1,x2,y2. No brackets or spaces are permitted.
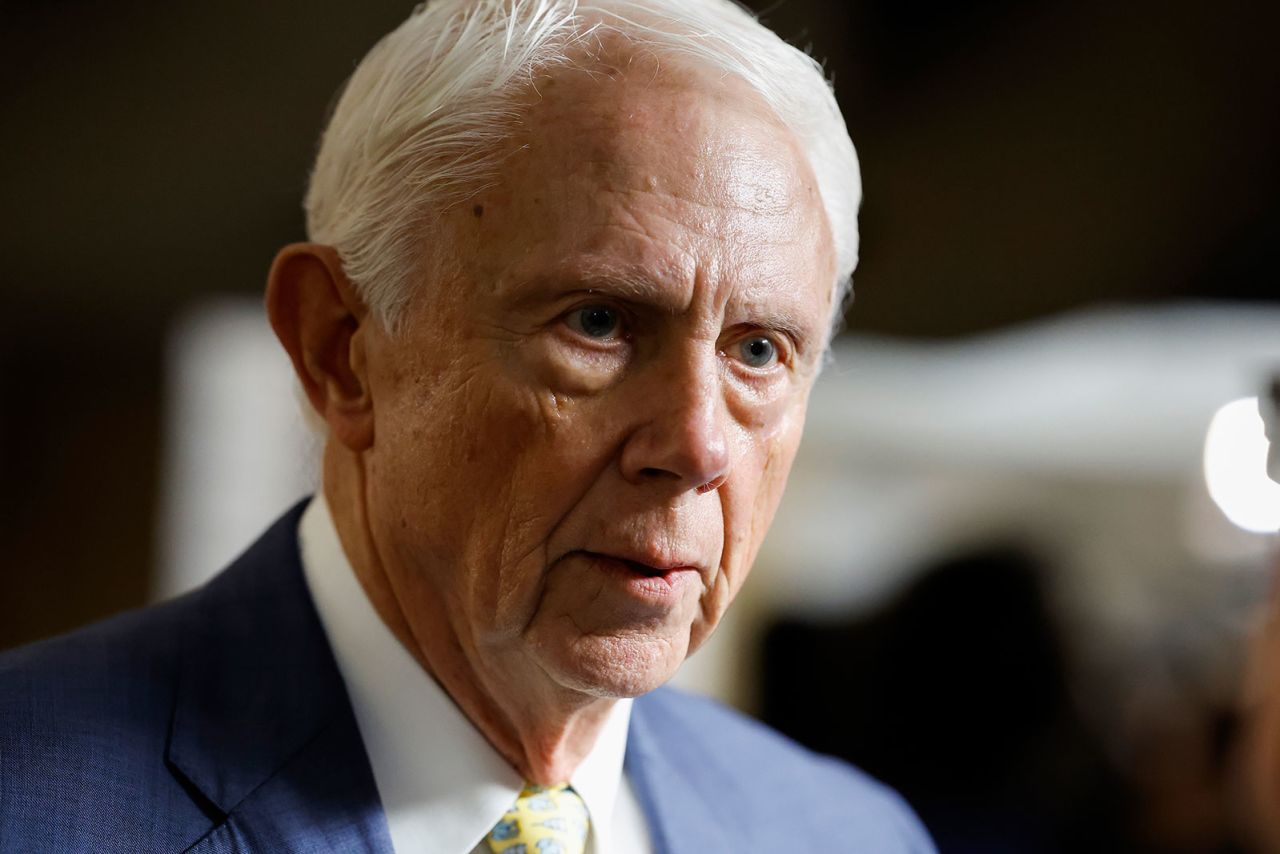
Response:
265,243,374,451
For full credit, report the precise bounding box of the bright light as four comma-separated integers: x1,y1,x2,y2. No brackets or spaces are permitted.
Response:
1204,397,1280,534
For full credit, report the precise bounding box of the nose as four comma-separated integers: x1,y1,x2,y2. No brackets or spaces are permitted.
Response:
619,352,732,494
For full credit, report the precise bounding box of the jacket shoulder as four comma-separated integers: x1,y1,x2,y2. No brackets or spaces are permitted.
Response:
0,586,199,746
0,584,193,694
0,591,213,852
0,499,314,851
634,686,935,851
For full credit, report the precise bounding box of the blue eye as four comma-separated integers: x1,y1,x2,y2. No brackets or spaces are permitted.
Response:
737,336,778,368
567,305,621,339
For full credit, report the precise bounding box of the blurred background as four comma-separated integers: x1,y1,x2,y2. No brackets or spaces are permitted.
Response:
2,0,1278,851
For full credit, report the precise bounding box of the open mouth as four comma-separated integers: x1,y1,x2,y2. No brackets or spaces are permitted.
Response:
617,558,667,577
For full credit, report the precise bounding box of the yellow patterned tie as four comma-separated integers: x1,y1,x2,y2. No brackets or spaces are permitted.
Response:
486,783,590,854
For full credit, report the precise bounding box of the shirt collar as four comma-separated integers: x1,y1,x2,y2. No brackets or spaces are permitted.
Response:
298,492,633,854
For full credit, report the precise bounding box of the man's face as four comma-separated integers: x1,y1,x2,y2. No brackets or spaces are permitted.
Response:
358,65,836,700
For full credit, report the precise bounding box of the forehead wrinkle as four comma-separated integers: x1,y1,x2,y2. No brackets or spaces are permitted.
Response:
579,181,809,282
602,180,801,230
571,111,807,218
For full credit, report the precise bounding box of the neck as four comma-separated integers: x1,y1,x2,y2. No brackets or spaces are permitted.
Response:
321,441,615,784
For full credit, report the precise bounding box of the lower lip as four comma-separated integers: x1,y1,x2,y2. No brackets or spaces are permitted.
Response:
585,554,696,600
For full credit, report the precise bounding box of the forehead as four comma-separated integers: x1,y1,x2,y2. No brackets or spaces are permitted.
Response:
441,61,835,321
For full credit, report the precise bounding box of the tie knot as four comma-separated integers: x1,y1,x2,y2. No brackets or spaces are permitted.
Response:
487,783,590,854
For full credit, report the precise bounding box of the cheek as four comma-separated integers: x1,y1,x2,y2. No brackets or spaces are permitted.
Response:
694,406,805,633
727,436,791,581
746,420,802,554
730,387,809,551
368,358,549,581
377,356,634,625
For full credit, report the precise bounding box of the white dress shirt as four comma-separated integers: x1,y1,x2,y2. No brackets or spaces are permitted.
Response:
298,494,653,854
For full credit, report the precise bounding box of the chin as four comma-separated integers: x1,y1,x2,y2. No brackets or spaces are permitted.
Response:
532,630,689,699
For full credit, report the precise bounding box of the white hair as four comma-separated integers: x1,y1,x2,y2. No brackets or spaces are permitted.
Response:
305,0,861,333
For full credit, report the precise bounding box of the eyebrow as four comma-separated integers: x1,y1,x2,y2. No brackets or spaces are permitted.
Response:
508,260,684,310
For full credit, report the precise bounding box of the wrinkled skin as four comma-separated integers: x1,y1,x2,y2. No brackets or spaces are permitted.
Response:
271,61,837,783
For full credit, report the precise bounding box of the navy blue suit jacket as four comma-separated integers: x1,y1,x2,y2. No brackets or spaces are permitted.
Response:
0,503,934,852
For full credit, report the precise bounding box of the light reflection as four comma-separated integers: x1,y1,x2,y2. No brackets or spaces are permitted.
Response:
1203,397,1280,534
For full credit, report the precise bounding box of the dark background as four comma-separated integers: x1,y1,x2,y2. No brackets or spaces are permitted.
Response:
1,1,1277,849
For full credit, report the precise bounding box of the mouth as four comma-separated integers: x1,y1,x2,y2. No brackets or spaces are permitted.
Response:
617,557,671,577
575,550,700,597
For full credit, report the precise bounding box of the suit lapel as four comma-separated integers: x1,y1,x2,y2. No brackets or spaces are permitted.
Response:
166,502,393,853
181,716,390,853
626,693,746,854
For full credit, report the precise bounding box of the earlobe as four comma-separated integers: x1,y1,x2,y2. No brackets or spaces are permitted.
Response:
265,243,375,451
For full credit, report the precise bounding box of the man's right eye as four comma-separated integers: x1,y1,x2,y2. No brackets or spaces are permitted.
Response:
565,306,622,340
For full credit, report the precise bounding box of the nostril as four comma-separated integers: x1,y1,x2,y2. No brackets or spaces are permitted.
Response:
638,467,680,480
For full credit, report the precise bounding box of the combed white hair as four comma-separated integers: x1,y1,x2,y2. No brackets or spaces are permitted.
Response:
305,0,861,332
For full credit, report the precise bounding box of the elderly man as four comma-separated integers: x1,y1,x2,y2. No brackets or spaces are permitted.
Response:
0,1,933,851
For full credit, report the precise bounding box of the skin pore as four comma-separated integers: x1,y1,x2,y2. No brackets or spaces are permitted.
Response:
267,57,837,785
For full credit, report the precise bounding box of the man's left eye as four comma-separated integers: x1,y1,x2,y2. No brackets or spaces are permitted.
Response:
565,306,622,340
735,336,778,368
